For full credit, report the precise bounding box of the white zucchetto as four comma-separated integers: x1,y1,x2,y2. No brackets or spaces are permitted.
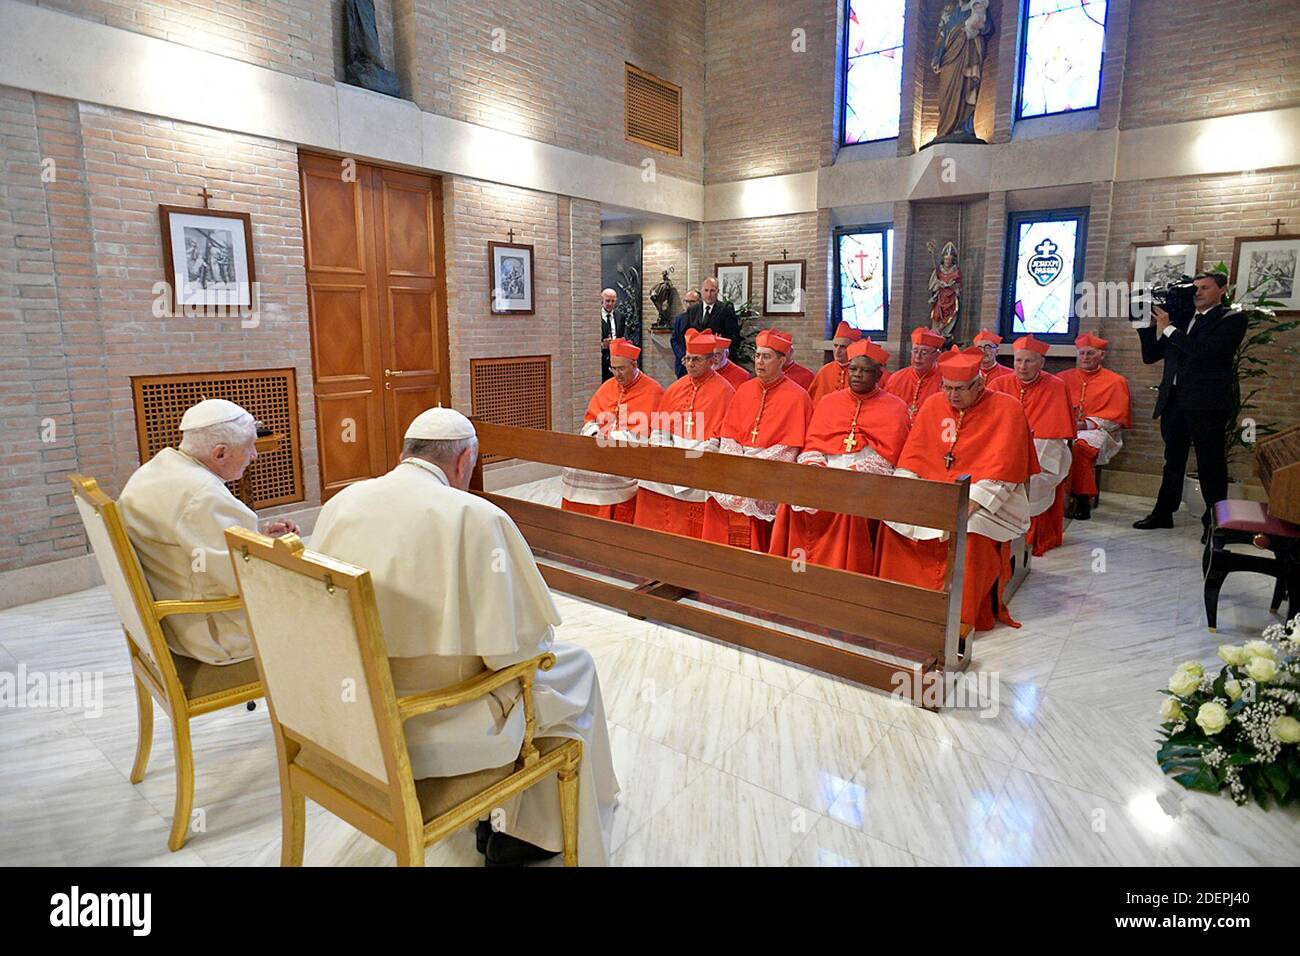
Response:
404,406,476,441
178,399,252,432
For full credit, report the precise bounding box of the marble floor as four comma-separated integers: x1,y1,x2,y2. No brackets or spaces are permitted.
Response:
1,490,1297,866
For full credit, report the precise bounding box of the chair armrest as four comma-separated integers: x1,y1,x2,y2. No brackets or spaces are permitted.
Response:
152,596,243,619
395,653,556,721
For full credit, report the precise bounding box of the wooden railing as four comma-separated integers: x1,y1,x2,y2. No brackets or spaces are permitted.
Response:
469,421,973,708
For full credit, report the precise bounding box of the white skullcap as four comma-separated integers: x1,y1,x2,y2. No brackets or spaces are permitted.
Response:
404,406,476,441
178,398,252,432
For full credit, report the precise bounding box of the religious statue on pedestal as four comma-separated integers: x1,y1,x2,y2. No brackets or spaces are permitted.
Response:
926,0,994,147
927,239,962,338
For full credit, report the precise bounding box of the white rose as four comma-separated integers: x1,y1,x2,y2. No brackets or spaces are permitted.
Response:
1272,716,1300,744
1244,640,1276,661
1160,697,1185,722
1246,657,1278,683
1177,660,1205,677
1218,645,1249,666
1224,678,1243,702
1195,701,1229,735
1168,669,1201,697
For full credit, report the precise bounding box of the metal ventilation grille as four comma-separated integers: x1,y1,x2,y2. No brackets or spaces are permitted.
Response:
625,63,682,156
131,368,305,509
471,355,551,462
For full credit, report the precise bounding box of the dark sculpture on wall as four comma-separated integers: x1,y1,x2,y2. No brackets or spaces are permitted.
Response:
649,268,679,329
344,0,401,98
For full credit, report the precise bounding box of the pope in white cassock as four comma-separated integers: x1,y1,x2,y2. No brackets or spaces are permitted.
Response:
118,399,300,665
310,407,619,867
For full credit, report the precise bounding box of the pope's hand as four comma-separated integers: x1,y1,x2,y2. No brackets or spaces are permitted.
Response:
261,519,300,537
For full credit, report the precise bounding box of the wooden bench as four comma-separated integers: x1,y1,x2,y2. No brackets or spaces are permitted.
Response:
469,422,976,710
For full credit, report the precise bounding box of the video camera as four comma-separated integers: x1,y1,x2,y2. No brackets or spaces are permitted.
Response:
1129,274,1196,326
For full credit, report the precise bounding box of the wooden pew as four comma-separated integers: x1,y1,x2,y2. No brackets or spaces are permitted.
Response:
470,421,972,709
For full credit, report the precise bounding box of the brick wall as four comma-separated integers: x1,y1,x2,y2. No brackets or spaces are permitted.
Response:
0,87,317,574
1120,0,1300,130
704,0,838,184
17,0,337,84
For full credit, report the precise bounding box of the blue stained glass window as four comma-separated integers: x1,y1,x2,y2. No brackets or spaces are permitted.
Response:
1001,209,1087,340
1018,0,1108,118
834,225,893,334
842,0,906,144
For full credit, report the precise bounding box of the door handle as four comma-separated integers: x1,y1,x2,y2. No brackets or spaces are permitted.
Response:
384,368,407,378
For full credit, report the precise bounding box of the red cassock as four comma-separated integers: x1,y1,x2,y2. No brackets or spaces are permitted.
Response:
716,360,751,390
701,375,813,552
1058,366,1132,497
785,361,815,391
876,390,1039,633
632,370,735,538
768,387,910,574
561,371,664,523
808,361,848,407
982,362,1013,384
988,372,1075,555
884,365,942,424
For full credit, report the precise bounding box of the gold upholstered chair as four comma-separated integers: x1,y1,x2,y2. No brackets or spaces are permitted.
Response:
68,475,263,852
224,527,582,867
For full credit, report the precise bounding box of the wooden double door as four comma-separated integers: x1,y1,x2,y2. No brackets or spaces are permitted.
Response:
300,152,450,500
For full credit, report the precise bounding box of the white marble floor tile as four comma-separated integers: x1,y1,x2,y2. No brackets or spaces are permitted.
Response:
607,723,705,852
717,692,889,813
788,814,917,867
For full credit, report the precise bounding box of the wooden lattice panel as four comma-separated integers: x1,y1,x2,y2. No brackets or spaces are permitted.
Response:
131,368,305,509
625,63,682,156
471,356,551,463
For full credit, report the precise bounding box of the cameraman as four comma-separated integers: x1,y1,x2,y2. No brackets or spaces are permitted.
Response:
1133,272,1246,533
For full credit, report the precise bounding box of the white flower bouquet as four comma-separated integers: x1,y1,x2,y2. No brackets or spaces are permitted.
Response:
1157,615,1300,807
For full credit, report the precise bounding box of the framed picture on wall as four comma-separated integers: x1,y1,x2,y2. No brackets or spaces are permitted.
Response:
159,204,256,312
489,240,535,314
714,261,752,306
1231,234,1300,314
763,259,806,316
1130,240,1202,294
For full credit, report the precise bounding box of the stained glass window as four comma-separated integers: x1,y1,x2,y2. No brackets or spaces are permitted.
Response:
1001,209,1087,340
834,225,893,334
842,0,905,144
1018,0,1108,118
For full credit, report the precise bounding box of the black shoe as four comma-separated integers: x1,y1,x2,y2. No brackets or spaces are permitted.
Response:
1133,513,1173,530
484,831,560,867
476,819,493,855
1072,495,1091,521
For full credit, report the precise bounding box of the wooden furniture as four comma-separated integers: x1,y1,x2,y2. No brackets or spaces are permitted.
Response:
225,528,582,866
300,152,451,501
1256,421,1300,525
469,422,975,707
234,433,283,507
1203,499,1299,630
131,368,304,510
68,475,262,852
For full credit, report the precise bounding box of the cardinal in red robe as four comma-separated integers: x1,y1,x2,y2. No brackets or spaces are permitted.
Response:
633,330,735,537
971,329,1013,383
712,336,751,390
1059,332,1132,520
885,327,945,424
770,338,910,573
808,321,861,406
781,333,816,391
702,329,814,552
561,338,664,523
988,334,1076,556
877,351,1040,633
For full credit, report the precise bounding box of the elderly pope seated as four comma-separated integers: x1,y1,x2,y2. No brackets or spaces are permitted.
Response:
310,407,620,867
117,398,299,665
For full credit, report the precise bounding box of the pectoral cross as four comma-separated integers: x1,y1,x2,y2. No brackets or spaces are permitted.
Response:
843,432,858,452
944,450,955,469
749,422,761,442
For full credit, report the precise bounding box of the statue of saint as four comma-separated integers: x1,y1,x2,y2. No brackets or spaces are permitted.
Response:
927,0,994,146
344,0,401,98
927,240,961,338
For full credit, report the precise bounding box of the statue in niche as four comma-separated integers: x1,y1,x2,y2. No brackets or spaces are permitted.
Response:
344,0,401,98
649,268,679,329
927,239,962,338
926,0,994,146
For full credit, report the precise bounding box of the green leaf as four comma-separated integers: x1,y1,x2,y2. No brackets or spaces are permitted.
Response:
1174,767,1221,793
1264,763,1290,799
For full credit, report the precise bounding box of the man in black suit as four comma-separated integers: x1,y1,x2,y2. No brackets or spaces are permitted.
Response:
1133,272,1247,531
599,287,624,381
682,277,741,360
669,287,700,379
